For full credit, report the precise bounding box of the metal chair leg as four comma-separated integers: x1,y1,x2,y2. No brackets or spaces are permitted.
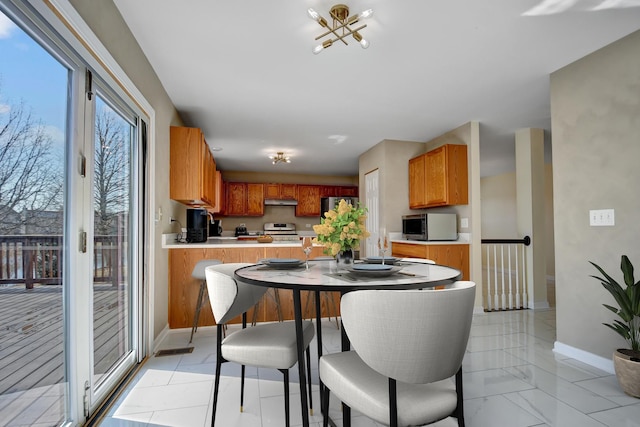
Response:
189,280,206,343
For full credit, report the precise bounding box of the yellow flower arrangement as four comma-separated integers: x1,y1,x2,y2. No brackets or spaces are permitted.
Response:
313,199,370,256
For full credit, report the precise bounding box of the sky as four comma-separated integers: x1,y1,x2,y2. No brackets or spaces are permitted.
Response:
0,9,67,147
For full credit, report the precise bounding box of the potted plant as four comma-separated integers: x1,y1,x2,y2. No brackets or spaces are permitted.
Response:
590,255,640,398
313,199,370,264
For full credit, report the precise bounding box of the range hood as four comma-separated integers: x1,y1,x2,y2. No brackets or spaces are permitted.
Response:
264,199,298,206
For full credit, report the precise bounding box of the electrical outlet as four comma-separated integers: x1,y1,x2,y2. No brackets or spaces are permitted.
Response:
460,218,469,228
169,216,175,225
306,224,311,228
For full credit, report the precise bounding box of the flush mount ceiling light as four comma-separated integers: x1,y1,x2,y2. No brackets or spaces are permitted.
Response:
269,152,291,165
308,4,373,54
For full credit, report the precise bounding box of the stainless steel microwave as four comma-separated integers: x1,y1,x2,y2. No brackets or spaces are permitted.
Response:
402,213,458,241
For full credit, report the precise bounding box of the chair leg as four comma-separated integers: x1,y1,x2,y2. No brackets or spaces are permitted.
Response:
389,378,398,427
305,347,313,415
189,280,206,343
323,291,340,329
322,383,330,427
455,367,465,427
240,365,245,412
280,369,290,427
212,325,224,427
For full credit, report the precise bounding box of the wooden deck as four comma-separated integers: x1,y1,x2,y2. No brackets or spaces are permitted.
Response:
0,283,126,426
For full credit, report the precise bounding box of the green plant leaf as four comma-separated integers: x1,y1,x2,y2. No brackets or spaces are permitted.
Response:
621,255,635,287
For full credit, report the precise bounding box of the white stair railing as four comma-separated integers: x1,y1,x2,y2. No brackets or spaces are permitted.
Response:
482,236,530,311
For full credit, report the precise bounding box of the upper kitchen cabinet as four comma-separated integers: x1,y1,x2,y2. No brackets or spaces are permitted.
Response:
264,183,297,200
170,126,217,209
320,185,358,198
225,182,264,216
296,185,321,216
409,144,468,209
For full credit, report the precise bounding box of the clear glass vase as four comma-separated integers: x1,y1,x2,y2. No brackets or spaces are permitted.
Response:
336,248,354,269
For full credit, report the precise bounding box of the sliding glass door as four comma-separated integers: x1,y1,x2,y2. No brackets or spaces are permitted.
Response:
0,2,147,424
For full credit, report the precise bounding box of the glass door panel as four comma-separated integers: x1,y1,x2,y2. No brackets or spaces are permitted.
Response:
91,96,134,387
0,8,68,426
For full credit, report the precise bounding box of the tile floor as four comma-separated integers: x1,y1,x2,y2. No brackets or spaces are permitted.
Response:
98,309,640,426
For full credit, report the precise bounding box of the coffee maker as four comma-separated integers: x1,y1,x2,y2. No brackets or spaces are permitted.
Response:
186,208,208,243
209,218,222,237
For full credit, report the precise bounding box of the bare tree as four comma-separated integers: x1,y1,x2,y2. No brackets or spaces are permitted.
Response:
94,105,129,236
0,97,63,235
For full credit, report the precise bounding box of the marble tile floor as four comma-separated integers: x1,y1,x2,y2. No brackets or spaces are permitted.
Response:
98,309,640,427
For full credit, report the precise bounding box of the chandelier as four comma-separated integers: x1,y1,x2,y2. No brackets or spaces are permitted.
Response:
308,4,373,54
269,152,291,165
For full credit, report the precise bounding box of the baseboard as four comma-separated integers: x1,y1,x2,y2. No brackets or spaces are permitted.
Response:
553,341,614,374
152,324,170,354
528,300,551,310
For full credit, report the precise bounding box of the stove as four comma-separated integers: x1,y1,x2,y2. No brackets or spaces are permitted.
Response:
263,223,300,241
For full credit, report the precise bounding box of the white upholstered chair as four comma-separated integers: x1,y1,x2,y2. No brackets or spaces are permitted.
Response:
319,281,476,427
205,263,315,427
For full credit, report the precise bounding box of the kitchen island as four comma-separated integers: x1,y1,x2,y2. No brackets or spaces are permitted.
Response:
163,234,331,328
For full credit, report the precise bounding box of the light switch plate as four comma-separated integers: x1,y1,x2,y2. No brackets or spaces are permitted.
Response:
589,209,615,226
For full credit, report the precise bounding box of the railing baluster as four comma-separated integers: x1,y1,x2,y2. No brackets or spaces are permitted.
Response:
485,245,492,311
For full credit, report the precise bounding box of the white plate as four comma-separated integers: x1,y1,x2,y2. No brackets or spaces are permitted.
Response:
266,258,301,263
347,265,401,278
260,259,304,269
363,256,399,265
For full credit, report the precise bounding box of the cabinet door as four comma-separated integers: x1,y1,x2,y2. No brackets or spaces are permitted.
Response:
225,182,246,216
281,183,297,199
264,183,280,199
408,154,426,208
425,144,468,207
170,126,203,204
296,185,321,216
339,186,358,197
201,142,216,207
426,244,469,280
212,170,224,214
247,183,265,216
320,185,339,197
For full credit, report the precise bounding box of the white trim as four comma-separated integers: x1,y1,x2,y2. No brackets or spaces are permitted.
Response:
553,341,615,374
529,300,551,310
151,325,171,354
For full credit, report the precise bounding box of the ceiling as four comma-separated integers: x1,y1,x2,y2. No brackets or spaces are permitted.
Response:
113,0,640,177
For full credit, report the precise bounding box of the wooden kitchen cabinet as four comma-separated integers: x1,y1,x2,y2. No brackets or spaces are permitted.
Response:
211,171,224,214
409,144,468,208
391,242,470,280
225,182,264,216
264,183,297,199
296,185,322,216
170,126,217,208
247,183,264,215
320,185,358,198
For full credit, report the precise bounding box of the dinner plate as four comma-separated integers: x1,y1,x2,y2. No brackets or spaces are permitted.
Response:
363,256,399,265
261,258,304,269
347,264,402,278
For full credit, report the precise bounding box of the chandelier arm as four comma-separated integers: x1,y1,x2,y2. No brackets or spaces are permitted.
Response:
315,23,366,46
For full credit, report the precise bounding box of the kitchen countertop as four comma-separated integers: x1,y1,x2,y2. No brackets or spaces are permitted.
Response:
162,234,316,249
162,233,471,249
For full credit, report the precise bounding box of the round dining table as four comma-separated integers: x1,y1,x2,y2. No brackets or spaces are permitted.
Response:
234,258,462,427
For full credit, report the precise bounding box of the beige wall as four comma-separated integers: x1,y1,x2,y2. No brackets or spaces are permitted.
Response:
551,29,640,361
69,0,184,340
358,140,426,239
480,164,556,277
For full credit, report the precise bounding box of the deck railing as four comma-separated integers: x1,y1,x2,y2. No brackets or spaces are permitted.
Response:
481,236,531,311
0,235,124,289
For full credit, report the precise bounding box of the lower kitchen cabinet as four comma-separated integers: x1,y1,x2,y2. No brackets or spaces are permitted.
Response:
391,242,469,280
168,246,332,328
